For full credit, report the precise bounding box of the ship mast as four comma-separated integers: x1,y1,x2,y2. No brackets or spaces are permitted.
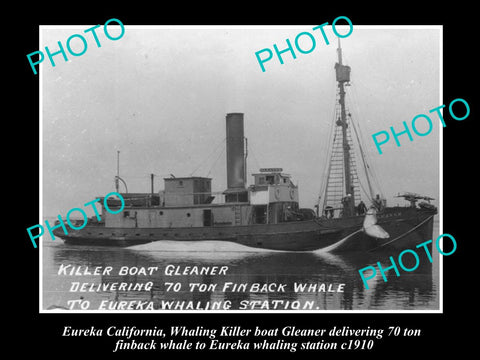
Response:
336,39,355,217
320,40,383,217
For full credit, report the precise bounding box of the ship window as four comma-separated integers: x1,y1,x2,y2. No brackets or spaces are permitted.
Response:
187,213,191,217
124,211,130,217
159,211,163,215
283,178,287,183
178,180,184,187
258,176,265,185
266,175,275,185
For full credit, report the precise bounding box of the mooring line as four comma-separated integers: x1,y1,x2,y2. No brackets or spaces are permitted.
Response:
368,215,434,252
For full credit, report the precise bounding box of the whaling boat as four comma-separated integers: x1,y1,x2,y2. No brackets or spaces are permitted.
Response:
54,41,437,252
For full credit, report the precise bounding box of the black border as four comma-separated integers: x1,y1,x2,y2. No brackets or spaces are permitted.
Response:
16,4,476,357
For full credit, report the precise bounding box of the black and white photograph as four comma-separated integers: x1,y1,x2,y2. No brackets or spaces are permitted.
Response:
15,7,476,356
39,25,441,313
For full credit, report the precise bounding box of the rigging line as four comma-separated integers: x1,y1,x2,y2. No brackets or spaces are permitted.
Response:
349,84,384,195
247,144,261,175
368,216,435,252
347,136,368,203
206,146,226,178
355,170,373,204
329,94,364,207
323,85,339,188
189,137,226,176
151,173,175,179
350,159,371,204
350,116,375,201
116,174,151,179
318,83,340,209
316,110,337,202
348,84,385,197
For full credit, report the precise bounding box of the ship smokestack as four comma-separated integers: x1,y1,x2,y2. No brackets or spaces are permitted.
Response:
225,113,246,191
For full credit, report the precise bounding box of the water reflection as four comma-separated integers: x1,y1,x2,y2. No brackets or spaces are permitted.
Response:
42,238,439,311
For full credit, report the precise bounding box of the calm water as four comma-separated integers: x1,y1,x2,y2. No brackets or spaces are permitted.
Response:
41,219,439,312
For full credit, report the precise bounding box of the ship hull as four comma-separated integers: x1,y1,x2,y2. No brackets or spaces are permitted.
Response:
56,207,436,252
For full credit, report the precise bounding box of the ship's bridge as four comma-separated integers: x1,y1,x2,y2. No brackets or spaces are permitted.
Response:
249,168,299,204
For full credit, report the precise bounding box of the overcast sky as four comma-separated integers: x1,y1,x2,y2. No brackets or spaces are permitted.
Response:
41,25,440,217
